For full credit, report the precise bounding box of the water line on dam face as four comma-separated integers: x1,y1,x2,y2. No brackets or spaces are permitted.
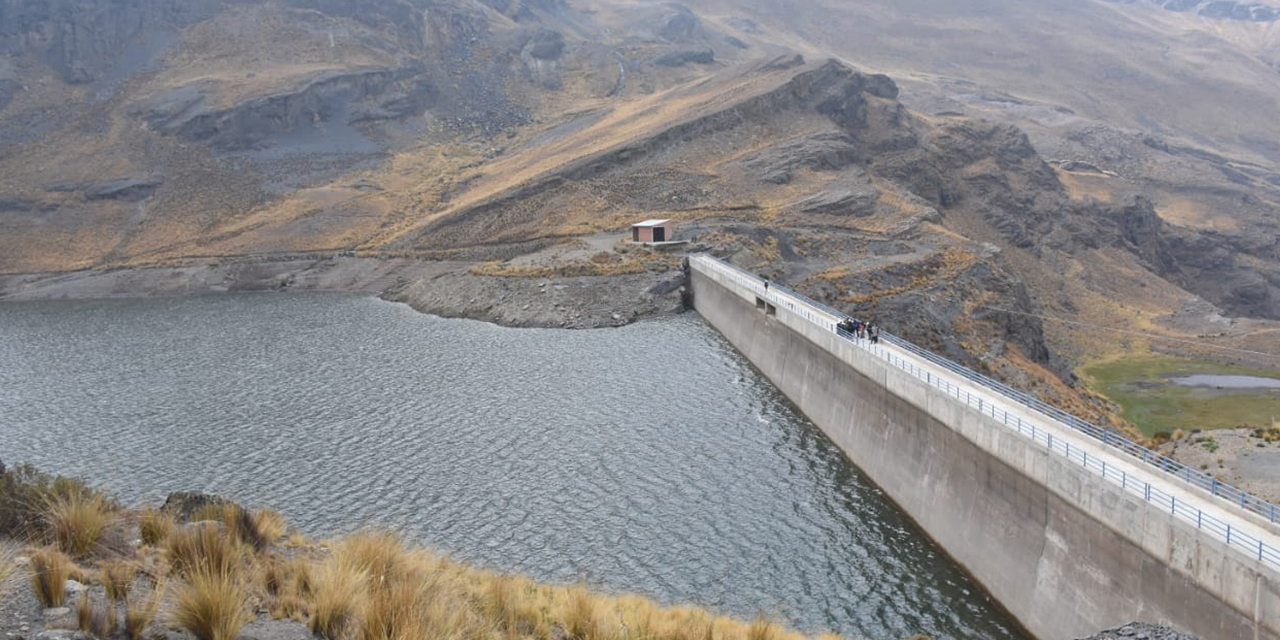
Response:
0,293,1029,640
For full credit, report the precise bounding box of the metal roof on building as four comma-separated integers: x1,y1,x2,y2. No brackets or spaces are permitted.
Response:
631,219,672,227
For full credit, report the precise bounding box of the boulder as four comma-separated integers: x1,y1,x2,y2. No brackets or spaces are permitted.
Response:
161,491,233,522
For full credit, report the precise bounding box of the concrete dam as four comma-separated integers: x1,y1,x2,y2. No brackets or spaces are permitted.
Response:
688,254,1280,640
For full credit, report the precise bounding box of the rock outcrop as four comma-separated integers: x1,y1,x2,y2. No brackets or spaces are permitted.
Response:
161,491,233,521
1074,622,1199,640
653,48,715,67
135,66,437,151
0,0,222,84
735,131,861,184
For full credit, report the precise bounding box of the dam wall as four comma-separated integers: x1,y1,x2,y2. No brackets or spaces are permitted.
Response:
688,255,1280,640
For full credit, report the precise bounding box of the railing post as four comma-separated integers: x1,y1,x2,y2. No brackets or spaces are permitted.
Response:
1226,524,1231,545
1146,483,1151,501
1172,496,1176,515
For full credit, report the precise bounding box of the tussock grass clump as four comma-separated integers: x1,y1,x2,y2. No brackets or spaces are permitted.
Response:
260,553,314,621
77,591,117,639
308,556,368,640
358,578,432,640
261,554,312,597
253,508,287,543
227,505,268,551
565,586,609,640
197,503,279,551
171,569,252,640
101,558,135,601
0,463,98,539
77,589,93,630
166,522,242,577
125,578,164,639
484,574,541,634
45,492,115,557
336,530,406,584
139,506,175,546
748,616,781,640
0,543,18,598
28,547,71,607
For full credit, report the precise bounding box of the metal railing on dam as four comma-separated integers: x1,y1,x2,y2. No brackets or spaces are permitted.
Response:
690,253,1280,569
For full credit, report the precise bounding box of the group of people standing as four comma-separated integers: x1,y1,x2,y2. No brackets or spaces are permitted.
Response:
760,275,880,344
838,318,879,343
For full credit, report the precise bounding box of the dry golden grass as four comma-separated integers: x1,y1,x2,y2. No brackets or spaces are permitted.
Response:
166,522,243,577
308,555,368,640
125,578,164,639
0,543,17,599
45,492,115,557
101,557,135,601
139,506,175,546
78,591,117,639
260,553,315,622
171,569,252,640
77,588,93,628
29,547,72,607
293,528,851,640
190,503,285,550
192,503,230,523
12,482,861,640
253,508,288,543
228,505,270,551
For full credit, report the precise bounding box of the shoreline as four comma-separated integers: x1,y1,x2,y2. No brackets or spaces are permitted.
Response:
0,257,689,330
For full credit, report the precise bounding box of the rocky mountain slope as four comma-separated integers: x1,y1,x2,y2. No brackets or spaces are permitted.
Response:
2,0,1279,431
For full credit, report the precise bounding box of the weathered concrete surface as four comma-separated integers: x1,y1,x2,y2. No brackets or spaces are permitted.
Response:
689,263,1280,640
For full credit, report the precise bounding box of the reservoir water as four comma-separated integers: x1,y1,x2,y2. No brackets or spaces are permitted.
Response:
0,293,1027,640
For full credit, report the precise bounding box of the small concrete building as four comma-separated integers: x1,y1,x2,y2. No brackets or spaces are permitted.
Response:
631,219,676,243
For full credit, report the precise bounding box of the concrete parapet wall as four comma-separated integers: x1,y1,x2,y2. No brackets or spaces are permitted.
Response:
689,264,1280,640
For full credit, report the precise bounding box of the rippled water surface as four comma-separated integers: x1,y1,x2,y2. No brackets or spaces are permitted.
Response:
0,293,1027,640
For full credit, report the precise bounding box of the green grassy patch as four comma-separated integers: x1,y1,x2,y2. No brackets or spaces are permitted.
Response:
1079,355,1280,437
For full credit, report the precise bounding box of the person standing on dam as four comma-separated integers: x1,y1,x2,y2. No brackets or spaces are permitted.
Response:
869,323,880,344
